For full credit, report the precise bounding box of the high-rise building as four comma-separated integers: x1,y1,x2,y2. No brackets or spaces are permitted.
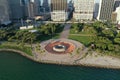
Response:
34,0,41,15
42,0,49,12
93,3,99,19
115,6,120,22
0,0,11,25
24,0,40,18
97,0,114,21
51,0,67,11
51,0,68,21
8,0,25,20
68,0,74,12
67,0,74,19
114,0,120,11
73,0,95,21
25,1,35,18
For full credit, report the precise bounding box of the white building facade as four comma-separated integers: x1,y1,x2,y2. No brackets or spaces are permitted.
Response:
51,11,68,21
115,6,120,22
51,0,68,21
73,0,95,21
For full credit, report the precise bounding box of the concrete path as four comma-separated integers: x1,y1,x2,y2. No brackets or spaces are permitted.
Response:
60,24,71,39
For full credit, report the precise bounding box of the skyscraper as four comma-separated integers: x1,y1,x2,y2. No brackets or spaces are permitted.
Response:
42,0,49,12
24,0,39,18
73,0,95,21
114,6,120,22
51,0,67,11
34,0,41,15
97,0,114,20
27,1,35,18
0,0,10,25
93,3,99,19
8,0,25,20
51,0,68,21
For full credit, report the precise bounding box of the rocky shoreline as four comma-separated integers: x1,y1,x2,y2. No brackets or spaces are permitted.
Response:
0,49,120,69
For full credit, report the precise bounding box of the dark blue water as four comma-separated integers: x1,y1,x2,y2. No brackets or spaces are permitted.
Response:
0,51,120,80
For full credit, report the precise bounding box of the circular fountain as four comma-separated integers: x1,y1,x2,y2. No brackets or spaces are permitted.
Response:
45,40,75,54
53,44,66,52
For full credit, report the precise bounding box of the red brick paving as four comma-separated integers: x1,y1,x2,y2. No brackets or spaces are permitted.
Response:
45,41,75,54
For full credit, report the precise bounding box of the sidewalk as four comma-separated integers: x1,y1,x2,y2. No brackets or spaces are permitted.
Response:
60,24,71,39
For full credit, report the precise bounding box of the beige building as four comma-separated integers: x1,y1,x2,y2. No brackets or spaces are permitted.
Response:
111,12,117,22
51,0,68,21
26,2,35,18
73,0,95,21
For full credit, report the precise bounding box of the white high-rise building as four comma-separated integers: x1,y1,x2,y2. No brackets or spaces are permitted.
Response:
0,0,11,25
97,0,114,21
115,6,120,22
73,0,95,21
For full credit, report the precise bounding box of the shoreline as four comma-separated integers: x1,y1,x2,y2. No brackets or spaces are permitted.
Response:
0,49,120,70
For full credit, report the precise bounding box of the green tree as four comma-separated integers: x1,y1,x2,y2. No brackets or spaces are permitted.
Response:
114,38,120,44
108,44,114,51
0,30,7,40
116,32,120,38
102,29,116,38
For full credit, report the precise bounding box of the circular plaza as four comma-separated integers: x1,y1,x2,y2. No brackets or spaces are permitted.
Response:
45,40,75,54
40,39,84,54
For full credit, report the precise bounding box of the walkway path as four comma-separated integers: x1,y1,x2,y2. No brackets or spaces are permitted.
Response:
70,34,96,36
60,24,71,39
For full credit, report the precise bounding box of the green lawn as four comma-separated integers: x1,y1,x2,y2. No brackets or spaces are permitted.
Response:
0,42,33,56
69,35,93,46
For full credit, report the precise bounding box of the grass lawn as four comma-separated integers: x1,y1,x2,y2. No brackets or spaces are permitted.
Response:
69,35,93,46
0,42,33,56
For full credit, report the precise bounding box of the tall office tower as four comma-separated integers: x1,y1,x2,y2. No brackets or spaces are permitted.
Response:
68,0,74,19
73,0,95,21
93,3,99,19
26,1,35,18
97,0,114,21
0,0,11,25
34,0,41,15
68,0,74,11
114,0,120,11
42,0,50,12
51,0,68,21
8,0,25,20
